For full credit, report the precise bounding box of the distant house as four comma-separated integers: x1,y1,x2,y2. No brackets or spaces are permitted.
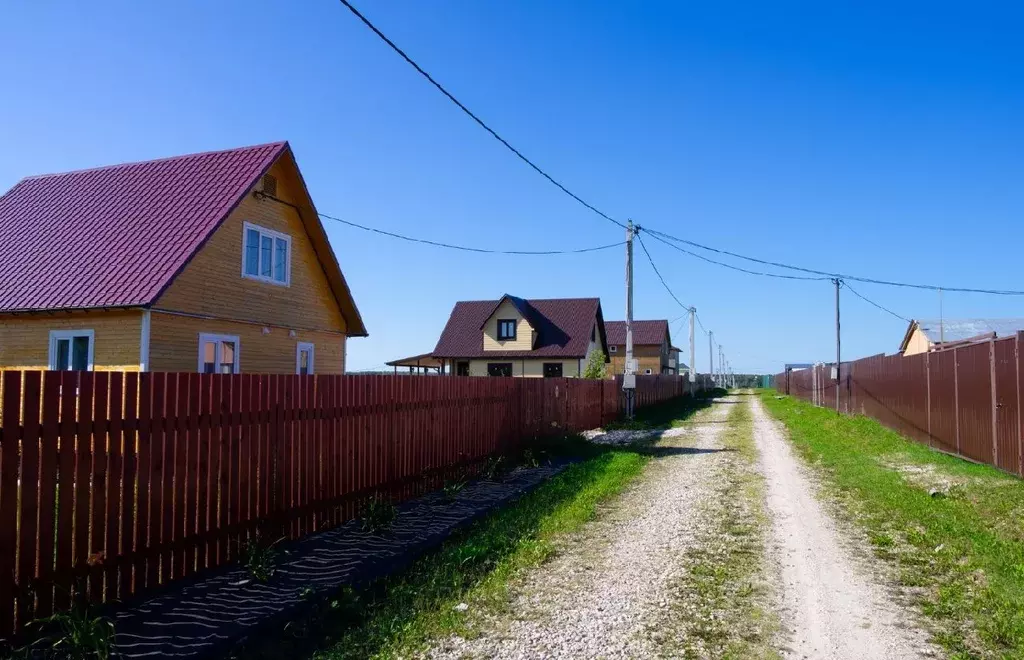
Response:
604,320,675,375
0,142,367,374
432,294,609,377
899,319,1024,356
669,346,689,375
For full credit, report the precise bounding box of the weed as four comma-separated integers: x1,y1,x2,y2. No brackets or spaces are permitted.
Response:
442,477,467,502
520,449,540,468
361,496,397,533
242,534,280,583
21,601,115,660
481,455,507,481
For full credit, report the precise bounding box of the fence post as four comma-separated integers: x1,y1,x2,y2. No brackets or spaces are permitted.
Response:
925,351,932,446
990,339,999,467
954,347,961,456
1018,332,1023,477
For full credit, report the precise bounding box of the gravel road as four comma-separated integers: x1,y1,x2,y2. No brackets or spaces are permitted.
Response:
427,398,735,659
751,396,937,659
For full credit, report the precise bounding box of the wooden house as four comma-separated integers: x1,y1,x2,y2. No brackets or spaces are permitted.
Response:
0,142,366,374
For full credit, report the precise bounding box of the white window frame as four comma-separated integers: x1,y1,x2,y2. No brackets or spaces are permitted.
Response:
609,345,617,353
48,329,95,371
198,333,241,374
296,342,315,375
242,221,292,286
644,368,653,375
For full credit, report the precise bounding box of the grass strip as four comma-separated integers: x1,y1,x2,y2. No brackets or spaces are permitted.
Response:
661,394,779,659
235,395,714,660
760,390,1024,659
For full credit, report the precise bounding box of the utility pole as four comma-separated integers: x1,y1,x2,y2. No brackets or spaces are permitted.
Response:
708,331,714,388
939,288,945,345
623,219,636,419
833,278,841,413
719,345,724,388
688,307,696,384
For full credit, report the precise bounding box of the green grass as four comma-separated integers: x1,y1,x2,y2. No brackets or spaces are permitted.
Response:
604,388,725,431
234,396,714,660
760,390,1024,659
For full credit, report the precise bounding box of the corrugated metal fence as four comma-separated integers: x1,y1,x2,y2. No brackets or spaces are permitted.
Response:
775,334,1023,477
0,370,706,638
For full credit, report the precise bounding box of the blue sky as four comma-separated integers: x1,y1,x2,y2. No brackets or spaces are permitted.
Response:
2,1,1023,373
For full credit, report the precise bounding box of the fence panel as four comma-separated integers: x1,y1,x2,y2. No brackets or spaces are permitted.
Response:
956,343,994,465
0,369,700,639
993,338,1020,475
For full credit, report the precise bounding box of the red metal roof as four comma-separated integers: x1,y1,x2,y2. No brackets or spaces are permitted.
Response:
0,142,286,311
604,320,670,346
433,297,606,359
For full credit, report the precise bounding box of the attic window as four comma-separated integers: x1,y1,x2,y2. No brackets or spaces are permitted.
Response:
497,319,516,341
609,345,617,353
262,174,277,197
243,221,291,285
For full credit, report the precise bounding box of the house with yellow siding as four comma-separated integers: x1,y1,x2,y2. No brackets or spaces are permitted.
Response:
0,141,366,374
432,295,609,377
604,320,675,376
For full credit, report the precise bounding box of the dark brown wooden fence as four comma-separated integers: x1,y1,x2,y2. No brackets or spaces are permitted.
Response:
0,370,704,638
775,333,1024,478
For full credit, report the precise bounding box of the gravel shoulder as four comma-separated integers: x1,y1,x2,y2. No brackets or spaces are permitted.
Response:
751,396,938,659
426,397,736,659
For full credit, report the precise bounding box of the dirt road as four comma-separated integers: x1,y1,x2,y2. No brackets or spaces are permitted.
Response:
751,396,936,659
429,398,735,659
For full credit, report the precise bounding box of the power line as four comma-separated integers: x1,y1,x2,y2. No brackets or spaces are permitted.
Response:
646,228,1024,296
636,233,692,311
319,212,625,255
644,230,830,282
841,281,910,323
338,0,1024,298
336,0,626,231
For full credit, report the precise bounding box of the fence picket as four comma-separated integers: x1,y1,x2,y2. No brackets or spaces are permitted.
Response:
18,372,41,627
0,372,22,634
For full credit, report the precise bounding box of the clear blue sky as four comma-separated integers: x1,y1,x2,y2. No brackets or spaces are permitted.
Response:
2,1,1023,373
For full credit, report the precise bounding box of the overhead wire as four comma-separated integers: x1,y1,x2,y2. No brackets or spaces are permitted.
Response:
841,281,911,323
338,0,1024,298
635,232,692,312
335,0,626,231
319,212,625,255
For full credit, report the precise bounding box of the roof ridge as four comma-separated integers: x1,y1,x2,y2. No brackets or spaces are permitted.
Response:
19,141,288,182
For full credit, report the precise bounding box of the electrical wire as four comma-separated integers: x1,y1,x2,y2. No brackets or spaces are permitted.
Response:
636,233,692,311
646,228,1024,296
336,0,626,231
841,281,911,323
319,212,625,255
643,230,831,282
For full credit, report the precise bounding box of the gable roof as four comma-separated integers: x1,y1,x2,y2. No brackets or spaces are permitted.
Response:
433,297,606,359
0,142,367,335
604,320,670,346
900,318,1024,353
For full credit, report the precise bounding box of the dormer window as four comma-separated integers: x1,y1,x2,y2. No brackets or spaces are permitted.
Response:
497,319,517,341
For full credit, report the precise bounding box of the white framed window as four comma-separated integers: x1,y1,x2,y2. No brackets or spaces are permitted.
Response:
644,368,653,375
242,221,291,286
296,342,315,375
609,345,618,353
48,330,94,371
198,333,240,374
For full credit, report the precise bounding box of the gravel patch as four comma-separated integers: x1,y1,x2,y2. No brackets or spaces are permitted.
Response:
426,398,735,659
582,426,690,446
752,396,940,659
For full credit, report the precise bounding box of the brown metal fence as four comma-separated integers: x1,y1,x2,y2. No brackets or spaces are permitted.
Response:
775,333,1023,477
0,370,708,639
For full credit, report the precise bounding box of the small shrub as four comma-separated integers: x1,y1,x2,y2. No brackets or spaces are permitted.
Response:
582,348,607,379
243,534,280,583
23,601,115,660
521,449,540,468
361,496,397,533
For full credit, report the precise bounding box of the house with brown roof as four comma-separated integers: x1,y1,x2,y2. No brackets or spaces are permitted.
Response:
604,320,674,375
0,142,366,374
432,295,609,377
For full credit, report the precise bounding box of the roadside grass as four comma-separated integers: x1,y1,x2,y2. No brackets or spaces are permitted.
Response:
760,390,1024,659
234,395,715,660
662,393,779,659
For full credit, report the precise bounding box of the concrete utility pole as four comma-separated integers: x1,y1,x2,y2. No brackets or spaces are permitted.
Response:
833,278,841,413
708,331,714,388
623,219,636,419
688,307,696,384
719,346,724,388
